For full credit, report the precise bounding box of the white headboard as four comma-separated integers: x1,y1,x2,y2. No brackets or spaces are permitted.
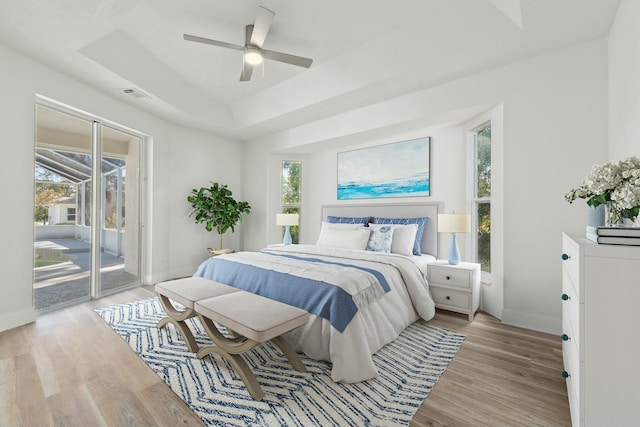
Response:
321,202,443,257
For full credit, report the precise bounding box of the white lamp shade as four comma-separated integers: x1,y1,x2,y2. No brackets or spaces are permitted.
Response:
438,213,471,233
276,213,299,226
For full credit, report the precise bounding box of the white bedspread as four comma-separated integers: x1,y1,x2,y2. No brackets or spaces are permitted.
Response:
260,245,435,382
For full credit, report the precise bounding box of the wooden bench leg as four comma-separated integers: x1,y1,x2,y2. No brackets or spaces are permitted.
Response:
196,315,265,400
156,294,199,353
271,336,306,373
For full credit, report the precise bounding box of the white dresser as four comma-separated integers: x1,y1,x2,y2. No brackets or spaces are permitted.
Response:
561,233,640,427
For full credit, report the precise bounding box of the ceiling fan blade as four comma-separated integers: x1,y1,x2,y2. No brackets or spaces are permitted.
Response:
183,34,244,51
240,63,254,81
249,6,275,48
262,49,313,68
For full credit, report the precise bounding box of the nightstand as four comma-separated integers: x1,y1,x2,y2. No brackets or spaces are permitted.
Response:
426,260,481,321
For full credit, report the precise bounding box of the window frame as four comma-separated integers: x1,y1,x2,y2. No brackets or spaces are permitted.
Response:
280,160,302,244
469,121,492,280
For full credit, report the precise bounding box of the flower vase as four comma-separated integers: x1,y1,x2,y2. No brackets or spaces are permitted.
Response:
586,204,606,232
604,203,622,227
622,216,640,227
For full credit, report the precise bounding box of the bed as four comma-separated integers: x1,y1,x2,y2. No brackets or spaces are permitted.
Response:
193,202,442,383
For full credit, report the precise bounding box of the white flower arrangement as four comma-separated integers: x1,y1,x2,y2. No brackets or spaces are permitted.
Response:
565,156,640,225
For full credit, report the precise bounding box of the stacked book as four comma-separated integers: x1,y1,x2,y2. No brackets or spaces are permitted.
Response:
586,226,640,245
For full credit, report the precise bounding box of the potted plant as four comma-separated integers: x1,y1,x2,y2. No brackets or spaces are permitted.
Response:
187,182,251,255
565,156,640,226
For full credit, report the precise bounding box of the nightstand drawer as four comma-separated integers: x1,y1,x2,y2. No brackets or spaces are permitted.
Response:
431,288,470,310
428,267,471,289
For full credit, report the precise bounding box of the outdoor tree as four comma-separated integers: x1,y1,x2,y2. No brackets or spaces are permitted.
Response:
35,166,75,224
476,126,491,271
281,161,301,243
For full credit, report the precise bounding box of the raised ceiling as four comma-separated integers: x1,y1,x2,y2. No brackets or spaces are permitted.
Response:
0,0,621,141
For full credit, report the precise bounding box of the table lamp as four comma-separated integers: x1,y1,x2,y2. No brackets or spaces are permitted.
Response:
438,213,471,265
276,213,299,245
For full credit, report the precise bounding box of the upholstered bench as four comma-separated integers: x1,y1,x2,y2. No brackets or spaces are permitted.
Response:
156,277,310,400
155,277,239,352
195,291,309,400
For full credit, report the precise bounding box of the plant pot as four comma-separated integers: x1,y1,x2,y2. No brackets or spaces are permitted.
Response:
207,248,234,257
586,204,606,230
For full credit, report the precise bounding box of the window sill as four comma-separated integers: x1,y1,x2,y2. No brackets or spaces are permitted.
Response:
480,271,492,286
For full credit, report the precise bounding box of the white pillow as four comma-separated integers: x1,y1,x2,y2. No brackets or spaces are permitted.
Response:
369,223,418,256
391,224,419,255
316,221,364,245
316,227,371,250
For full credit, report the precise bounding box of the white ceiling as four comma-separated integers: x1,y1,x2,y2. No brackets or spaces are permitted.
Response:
0,0,621,141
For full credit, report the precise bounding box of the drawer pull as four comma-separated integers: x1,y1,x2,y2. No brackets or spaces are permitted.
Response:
561,370,570,379
445,296,451,301
445,276,451,280
561,293,570,301
561,253,570,261
561,334,570,341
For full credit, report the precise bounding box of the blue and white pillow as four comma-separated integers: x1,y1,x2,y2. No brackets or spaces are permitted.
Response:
373,217,429,255
369,223,418,256
367,225,393,252
327,215,370,225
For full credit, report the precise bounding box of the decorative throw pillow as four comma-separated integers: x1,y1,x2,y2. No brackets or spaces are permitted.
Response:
373,217,429,255
369,223,418,256
366,225,393,252
316,221,364,245
316,227,371,250
387,224,420,256
327,215,370,225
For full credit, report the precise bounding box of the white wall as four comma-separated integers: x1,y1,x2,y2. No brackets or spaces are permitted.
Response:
0,43,245,332
609,0,640,161
245,39,608,334
303,125,469,248
168,126,247,278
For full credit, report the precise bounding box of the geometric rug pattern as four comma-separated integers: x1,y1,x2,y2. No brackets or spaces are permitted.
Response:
96,297,465,427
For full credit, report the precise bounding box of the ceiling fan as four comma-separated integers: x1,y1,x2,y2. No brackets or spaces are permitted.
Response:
184,6,313,81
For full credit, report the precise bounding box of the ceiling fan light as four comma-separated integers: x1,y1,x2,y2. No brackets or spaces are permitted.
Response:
244,47,263,65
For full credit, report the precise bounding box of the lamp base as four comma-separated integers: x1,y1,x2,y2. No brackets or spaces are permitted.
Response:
283,226,292,245
447,233,460,265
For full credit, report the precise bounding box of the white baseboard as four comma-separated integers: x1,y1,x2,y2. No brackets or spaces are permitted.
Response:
501,308,560,335
0,307,37,333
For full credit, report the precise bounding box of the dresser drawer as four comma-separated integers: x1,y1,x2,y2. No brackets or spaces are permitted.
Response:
428,267,471,289
561,298,579,351
563,341,581,427
431,288,470,310
561,235,580,298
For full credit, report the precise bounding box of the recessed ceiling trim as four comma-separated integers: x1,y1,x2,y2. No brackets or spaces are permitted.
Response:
486,0,524,29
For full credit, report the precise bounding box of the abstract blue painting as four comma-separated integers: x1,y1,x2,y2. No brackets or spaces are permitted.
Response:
337,137,430,200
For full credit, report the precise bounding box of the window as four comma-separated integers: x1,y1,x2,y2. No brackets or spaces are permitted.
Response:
281,160,301,243
472,123,491,273
67,207,76,222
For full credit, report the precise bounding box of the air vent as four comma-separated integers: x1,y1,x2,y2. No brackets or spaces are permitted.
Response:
122,88,151,99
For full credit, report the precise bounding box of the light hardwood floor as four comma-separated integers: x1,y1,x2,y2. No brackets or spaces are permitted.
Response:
0,286,570,427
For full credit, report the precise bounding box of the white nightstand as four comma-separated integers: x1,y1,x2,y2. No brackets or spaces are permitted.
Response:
426,260,481,321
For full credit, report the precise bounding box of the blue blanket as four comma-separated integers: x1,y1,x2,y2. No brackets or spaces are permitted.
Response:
193,252,389,333
260,251,391,292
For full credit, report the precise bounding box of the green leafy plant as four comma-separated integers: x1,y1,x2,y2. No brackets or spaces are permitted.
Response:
565,156,640,224
187,182,251,249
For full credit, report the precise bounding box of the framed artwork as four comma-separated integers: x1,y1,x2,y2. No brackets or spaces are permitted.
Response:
337,137,430,200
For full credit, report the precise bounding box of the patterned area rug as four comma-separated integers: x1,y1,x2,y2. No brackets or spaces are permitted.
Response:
96,298,465,427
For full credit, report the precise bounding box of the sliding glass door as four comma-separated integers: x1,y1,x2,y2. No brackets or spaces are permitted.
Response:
34,104,142,312
98,124,142,296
